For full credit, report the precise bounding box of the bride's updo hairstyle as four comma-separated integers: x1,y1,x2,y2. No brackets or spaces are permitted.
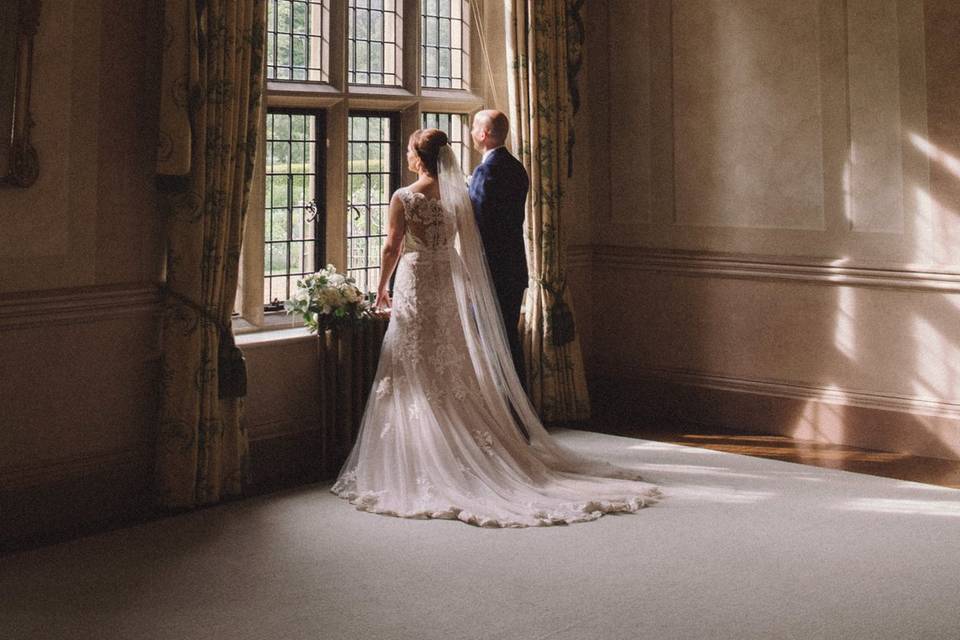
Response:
410,128,449,176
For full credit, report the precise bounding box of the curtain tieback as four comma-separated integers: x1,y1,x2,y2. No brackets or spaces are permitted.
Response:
534,278,576,347
162,286,248,399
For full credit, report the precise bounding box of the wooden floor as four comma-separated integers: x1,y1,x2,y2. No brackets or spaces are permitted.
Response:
596,423,960,490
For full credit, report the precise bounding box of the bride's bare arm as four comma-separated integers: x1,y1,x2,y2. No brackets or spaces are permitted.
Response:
374,192,406,310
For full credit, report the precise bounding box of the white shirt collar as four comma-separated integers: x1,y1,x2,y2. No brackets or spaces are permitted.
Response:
482,145,505,163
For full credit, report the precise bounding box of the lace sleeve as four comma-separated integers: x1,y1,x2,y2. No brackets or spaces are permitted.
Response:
395,187,412,213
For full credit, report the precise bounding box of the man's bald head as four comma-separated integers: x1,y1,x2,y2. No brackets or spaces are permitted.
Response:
471,110,509,151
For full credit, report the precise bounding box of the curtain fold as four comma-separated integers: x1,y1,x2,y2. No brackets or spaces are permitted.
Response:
155,0,266,508
507,0,591,422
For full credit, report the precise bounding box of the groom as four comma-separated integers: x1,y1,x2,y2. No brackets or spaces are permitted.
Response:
469,110,529,386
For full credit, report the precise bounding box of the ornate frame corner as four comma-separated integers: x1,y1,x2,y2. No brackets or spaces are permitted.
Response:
1,0,41,188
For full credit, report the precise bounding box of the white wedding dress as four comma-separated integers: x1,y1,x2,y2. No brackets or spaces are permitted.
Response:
331,148,659,527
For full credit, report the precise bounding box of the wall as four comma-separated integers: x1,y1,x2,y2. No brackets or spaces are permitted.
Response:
575,0,960,459
0,0,164,547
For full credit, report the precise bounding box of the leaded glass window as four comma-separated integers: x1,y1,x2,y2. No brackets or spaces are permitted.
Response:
348,0,404,86
422,112,471,175
421,0,470,89
246,0,486,325
347,113,400,293
267,0,331,82
265,111,325,309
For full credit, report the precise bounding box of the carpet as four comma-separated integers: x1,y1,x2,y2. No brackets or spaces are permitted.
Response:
2,429,959,639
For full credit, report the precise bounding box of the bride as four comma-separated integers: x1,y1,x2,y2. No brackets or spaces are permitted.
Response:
331,128,659,527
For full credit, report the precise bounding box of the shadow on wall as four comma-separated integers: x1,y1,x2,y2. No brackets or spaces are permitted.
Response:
592,5,960,462
768,130,960,461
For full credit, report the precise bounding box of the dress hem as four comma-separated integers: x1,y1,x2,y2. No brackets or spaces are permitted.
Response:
330,485,662,528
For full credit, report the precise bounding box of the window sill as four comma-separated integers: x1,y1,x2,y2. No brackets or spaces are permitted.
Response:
235,324,315,348
233,312,300,334
267,80,341,95
347,85,414,97
234,313,315,348
419,88,483,101
418,89,484,112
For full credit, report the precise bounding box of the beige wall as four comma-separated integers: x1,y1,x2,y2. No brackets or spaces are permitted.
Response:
0,1,163,292
0,1,164,544
574,0,960,459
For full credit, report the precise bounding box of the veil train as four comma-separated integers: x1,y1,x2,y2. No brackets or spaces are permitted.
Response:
438,146,647,481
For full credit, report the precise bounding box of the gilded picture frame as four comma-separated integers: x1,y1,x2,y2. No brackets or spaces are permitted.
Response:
1,0,41,188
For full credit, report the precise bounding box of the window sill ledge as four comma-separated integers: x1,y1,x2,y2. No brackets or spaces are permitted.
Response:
234,313,314,348
235,325,315,348
267,80,340,94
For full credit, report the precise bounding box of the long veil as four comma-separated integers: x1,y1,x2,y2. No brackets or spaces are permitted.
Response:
438,146,644,480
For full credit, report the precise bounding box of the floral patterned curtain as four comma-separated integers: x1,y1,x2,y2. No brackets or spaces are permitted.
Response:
155,0,266,508
507,0,591,421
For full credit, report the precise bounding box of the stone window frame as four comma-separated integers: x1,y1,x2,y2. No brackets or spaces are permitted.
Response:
238,0,489,330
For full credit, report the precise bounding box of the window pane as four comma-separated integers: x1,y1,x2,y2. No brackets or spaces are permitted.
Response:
291,207,304,240
347,113,398,293
349,0,403,86
421,0,470,89
267,1,331,83
421,111,471,176
265,111,325,310
271,208,290,242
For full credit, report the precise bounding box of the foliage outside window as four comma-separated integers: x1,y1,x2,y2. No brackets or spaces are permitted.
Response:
347,113,400,293
348,0,404,86
422,111,471,175
267,0,331,82
264,111,325,309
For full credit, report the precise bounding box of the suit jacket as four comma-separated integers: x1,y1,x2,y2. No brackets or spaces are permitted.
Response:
468,146,530,293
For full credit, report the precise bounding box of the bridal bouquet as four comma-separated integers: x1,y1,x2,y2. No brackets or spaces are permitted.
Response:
284,265,371,332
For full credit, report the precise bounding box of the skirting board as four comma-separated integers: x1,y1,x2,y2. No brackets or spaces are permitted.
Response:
0,449,155,553
0,427,328,553
591,367,960,462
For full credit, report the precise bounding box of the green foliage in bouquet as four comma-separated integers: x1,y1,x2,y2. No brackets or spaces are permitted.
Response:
284,265,372,333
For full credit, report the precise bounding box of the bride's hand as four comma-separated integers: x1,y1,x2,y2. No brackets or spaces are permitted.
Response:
374,288,391,313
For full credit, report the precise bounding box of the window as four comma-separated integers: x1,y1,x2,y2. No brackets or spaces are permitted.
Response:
267,0,331,82
421,0,471,89
348,0,404,86
347,113,400,292
240,0,490,326
264,110,325,309
422,112,471,175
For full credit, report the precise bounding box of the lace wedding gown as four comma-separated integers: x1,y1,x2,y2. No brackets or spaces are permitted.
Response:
331,155,659,528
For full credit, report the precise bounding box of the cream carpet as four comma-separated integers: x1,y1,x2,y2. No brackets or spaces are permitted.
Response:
2,429,960,640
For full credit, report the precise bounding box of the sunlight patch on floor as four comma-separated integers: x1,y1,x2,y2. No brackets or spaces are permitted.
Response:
633,463,764,480
834,497,960,517
665,485,777,504
627,441,722,455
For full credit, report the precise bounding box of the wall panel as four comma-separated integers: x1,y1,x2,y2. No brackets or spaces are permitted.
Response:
672,0,825,231
608,1,652,225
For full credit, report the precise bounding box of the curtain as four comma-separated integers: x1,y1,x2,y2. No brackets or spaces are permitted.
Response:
155,0,266,508
507,0,591,422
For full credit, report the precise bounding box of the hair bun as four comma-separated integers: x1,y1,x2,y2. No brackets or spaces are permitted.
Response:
411,128,449,175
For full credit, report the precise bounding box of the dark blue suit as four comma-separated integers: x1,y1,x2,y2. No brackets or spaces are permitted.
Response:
469,146,530,384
